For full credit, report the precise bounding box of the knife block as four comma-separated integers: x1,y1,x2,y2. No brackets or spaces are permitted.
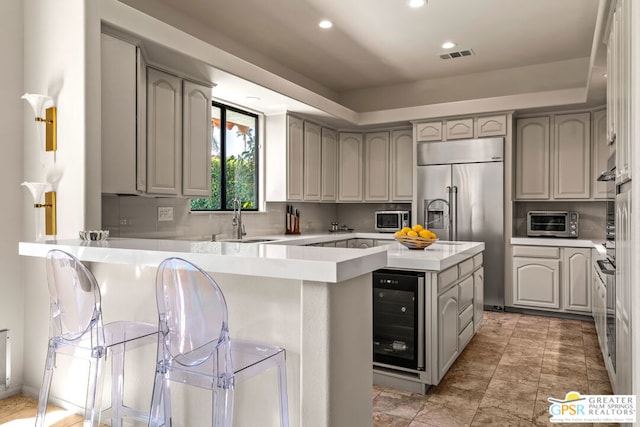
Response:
285,212,300,235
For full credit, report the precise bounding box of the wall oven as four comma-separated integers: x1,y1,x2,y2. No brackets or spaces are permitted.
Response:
597,152,616,371
526,211,579,238
373,269,425,370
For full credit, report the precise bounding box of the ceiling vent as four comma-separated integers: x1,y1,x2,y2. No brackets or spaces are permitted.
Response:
440,49,475,60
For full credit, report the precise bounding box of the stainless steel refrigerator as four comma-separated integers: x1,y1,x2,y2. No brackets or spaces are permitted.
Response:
417,137,504,309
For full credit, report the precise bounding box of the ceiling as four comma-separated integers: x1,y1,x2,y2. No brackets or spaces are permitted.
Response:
117,0,608,121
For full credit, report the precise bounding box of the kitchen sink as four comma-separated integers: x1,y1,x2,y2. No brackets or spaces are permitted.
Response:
221,238,278,243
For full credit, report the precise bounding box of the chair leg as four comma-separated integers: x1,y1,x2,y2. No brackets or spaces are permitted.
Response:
277,359,289,427
110,345,126,427
149,370,171,427
84,355,105,427
212,380,234,427
35,342,57,427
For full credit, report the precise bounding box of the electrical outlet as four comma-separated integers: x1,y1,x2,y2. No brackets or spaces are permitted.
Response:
158,207,174,222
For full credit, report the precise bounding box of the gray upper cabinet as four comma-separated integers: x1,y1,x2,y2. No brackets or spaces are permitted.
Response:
146,68,182,195
321,128,338,201
338,132,364,201
515,117,550,199
476,115,507,137
286,115,304,201
415,122,443,142
553,113,590,199
182,80,212,197
102,32,212,198
445,118,474,140
101,33,141,195
303,121,322,201
390,129,413,201
364,131,390,201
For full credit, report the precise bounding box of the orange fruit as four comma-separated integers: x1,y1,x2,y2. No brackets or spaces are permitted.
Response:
407,230,418,237
412,224,424,232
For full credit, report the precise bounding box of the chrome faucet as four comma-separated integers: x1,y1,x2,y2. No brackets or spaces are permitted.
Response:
231,198,246,239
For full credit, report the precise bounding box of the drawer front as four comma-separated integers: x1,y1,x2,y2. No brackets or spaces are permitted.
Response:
473,252,483,269
438,266,459,293
458,258,475,277
458,321,474,350
458,276,474,311
512,245,560,258
459,304,473,331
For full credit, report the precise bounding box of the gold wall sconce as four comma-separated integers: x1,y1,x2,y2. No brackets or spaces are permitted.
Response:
21,93,57,152
35,191,57,236
22,182,57,239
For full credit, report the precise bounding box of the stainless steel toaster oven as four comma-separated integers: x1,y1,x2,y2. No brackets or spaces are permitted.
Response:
527,211,579,238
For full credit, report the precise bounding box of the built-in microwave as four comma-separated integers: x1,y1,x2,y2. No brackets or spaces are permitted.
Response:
527,211,579,238
375,211,410,233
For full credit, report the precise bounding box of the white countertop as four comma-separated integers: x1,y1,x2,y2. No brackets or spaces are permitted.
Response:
385,240,484,270
511,237,603,248
19,237,387,283
19,233,485,282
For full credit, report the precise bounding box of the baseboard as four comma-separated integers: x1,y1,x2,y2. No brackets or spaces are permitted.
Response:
20,384,84,415
0,385,23,400
504,306,593,322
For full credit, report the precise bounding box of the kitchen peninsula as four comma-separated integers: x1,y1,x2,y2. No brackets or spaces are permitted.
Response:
19,235,484,427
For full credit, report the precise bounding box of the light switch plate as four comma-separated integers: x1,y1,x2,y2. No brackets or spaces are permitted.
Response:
158,206,174,222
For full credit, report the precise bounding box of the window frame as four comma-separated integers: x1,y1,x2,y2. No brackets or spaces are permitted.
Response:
190,101,260,212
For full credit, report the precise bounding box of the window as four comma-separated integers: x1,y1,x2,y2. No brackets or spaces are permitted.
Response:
190,102,259,211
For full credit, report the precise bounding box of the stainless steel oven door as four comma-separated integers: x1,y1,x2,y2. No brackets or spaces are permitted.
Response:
597,259,616,372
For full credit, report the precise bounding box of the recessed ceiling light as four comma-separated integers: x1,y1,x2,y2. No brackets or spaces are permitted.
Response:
442,41,457,49
319,20,333,29
603,73,608,78
245,96,261,103
408,0,427,8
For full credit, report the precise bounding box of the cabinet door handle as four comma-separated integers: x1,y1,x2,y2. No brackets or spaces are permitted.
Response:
609,131,617,144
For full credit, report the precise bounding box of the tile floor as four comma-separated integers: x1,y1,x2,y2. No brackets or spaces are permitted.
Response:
0,312,616,426
373,311,616,426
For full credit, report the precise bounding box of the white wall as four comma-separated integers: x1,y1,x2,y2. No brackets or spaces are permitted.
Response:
21,0,102,404
0,0,25,398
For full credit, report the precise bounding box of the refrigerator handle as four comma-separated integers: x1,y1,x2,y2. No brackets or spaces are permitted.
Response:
446,186,452,240
450,186,458,241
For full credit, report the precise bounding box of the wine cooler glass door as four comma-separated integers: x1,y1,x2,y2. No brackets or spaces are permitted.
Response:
373,269,424,370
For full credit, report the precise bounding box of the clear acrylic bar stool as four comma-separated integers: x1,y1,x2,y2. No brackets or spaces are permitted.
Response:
36,249,157,427
149,257,289,427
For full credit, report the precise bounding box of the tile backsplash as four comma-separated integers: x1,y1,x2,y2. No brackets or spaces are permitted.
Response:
104,196,606,241
513,201,607,240
102,195,411,240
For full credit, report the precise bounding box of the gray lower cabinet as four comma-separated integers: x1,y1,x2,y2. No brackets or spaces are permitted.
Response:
512,245,591,313
512,257,560,309
562,248,591,312
438,285,459,379
473,267,484,332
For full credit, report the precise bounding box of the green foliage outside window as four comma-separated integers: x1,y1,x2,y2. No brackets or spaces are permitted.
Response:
190,125,257,211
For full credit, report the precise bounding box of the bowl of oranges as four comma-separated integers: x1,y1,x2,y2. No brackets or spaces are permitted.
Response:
394,225,438,250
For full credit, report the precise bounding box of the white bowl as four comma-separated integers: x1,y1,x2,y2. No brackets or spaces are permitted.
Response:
79,230,109,241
